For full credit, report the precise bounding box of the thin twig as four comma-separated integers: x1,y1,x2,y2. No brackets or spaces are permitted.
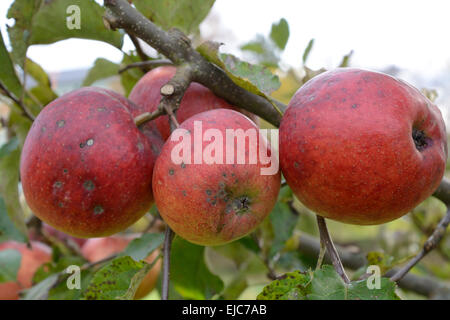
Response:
390,207,450,282
143,210,163,233
134,108,164,126
162,227,174,300
316,215,350,283
127,32,150,61
158,65,192,300
119,59,172,74
0,80,35,121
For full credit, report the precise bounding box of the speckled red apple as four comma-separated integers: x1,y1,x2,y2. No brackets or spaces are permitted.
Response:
280,68,447,225
20,87,163,238
0,241,52,300
129,66,258,140
153,109,280,246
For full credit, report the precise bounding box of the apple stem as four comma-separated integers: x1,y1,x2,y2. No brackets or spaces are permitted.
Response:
316,215,351,284
133,109,164,127
391,207,450,282
161,227,175,300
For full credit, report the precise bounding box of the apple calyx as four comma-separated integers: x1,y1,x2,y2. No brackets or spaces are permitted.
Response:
412,128,432,151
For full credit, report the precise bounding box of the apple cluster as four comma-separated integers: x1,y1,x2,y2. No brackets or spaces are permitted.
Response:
5,67,446,297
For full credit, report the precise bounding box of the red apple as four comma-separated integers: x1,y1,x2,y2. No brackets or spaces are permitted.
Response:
0,241,52,300
279,68,447,225
20,87,163,238
129,66,258,140
153,109,281,245
81,235,161,299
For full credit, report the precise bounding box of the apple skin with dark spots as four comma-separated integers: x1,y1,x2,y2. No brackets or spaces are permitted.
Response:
280,68,447,225
20,87,163,238
129,66,258,140
153,109,280,246
0,241,52,300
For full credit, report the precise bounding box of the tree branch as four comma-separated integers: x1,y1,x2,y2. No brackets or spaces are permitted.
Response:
433,177,450,206
119,59,172,74
390,207,450,282
103,0,283,126
127,32,150,62
119,59,173,73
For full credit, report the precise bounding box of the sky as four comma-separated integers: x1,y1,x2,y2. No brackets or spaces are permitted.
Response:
1,0,450,77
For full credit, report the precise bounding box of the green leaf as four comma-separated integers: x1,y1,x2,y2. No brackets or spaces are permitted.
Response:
6,0,41,67
302,39,314,65
0,249,21,283
82,58,120,87
25,58,51,88
32,0,123,47
241,41,265,55
0,137,19,159
345,278,400,300
237,236,260,254
48,269,94,300
31,252,94,300
33,255,85,283
306,265,349,299
119,232,164,262
307,265,400,300
220,53,281,96
197,41,281,114
269,187,297,258
7,0,123,66
25,58,58,106
270,18,289,50
257,270,310,300
29,84,58,106
83,256,152,300
0,30,22,97
0,195,26,243
240,35,280,68
0,146,28,241
258,265,401,300
338,50,354,67
133,0,215,35
22,274,59,300
170,236,224,299
221,273,248,300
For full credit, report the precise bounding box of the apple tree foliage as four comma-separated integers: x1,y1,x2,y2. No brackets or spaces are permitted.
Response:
0,0,447,300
